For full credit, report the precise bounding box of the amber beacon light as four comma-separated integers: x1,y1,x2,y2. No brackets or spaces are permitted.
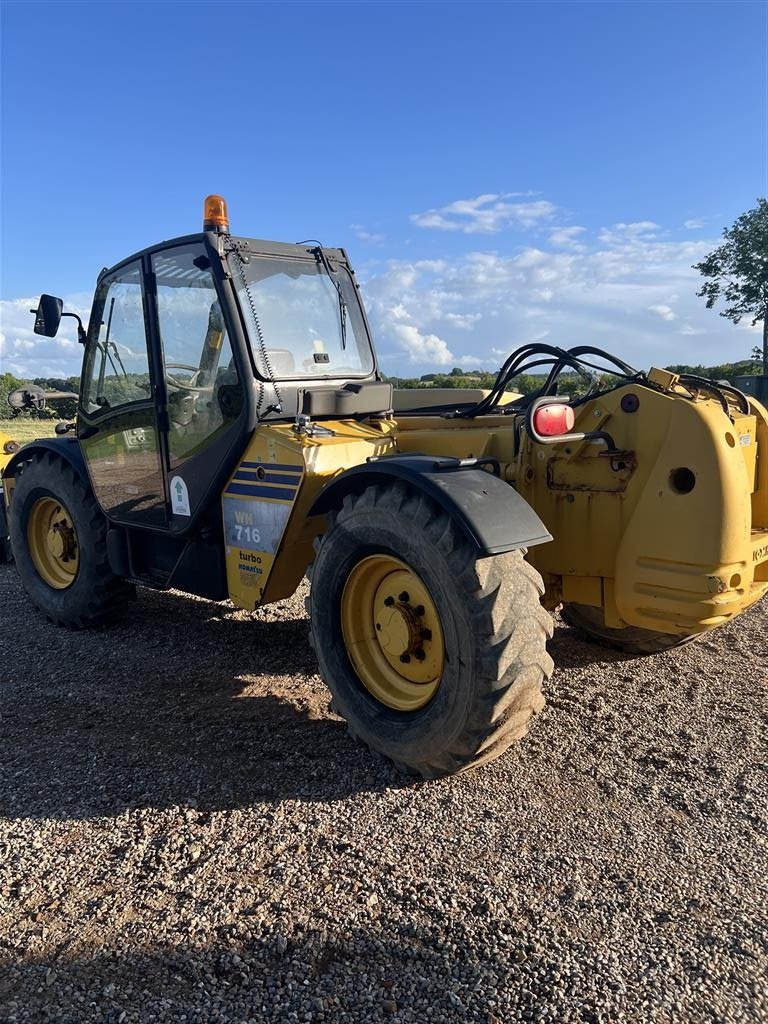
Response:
203,194,229,233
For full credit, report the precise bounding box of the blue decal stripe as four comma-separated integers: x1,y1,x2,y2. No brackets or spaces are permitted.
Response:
234,470,302,485
240,461,303,473
225,483,296,501
234,478,299,492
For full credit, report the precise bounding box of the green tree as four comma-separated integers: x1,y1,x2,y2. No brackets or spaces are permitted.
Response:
0,372,23,419
694,198,768,374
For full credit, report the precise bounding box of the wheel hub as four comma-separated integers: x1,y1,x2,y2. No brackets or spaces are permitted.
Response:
341,555,445,711
27,496,80,590
371,570,441,680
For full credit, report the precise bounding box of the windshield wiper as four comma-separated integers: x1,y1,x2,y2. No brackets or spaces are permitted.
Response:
312,246,347,350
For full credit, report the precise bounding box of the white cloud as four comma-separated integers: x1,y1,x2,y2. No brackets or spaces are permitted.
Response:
441,312,482,330
410,193,556,234
597,221,661,245
389,302,411,322
684,218,705,230
360,221,754,375
549,226,587,250
648,304,677,321
391,323,454,366
350,223,385,244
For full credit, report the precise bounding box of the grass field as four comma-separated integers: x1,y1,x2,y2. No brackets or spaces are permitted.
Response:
1,419,59,444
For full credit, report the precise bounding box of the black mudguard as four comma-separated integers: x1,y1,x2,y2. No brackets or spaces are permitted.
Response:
3,435,87,482
2,437,88,565
309,454,552,557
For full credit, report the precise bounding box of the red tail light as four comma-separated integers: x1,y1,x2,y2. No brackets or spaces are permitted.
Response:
532,403,575,436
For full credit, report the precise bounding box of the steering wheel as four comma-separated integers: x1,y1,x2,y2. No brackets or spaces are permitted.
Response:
165,363,212,393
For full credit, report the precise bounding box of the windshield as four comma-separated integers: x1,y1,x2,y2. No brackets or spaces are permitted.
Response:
229,253,375,380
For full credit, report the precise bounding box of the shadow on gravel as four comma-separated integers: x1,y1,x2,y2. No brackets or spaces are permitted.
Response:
0,570,643,825
547,621,636,670
0,921,609,1024
0,579,408,821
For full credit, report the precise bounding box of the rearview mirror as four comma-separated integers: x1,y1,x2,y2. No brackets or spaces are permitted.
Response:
31,294,64,337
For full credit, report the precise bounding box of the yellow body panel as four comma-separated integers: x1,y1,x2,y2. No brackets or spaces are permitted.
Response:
221,385,768,640
223,419,396,609
0,431,21,477
393,389,768,632
1,432,22,521
514,387,768,633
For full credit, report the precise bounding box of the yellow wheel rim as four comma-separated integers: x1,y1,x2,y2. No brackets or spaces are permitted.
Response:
341,554,445,712
27,496,80,589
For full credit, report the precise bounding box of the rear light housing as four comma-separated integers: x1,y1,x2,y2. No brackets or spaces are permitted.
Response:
532,403,575,436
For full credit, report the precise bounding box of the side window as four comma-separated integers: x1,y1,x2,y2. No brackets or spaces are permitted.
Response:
82,261,151,414
152,245,242,466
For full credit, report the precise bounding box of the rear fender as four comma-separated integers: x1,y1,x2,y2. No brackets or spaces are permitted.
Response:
309,454,552,557
3,436,87,487
1,437,88,562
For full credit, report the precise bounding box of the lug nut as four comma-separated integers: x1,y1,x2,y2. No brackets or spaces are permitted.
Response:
400,653,411,664
414,649,426,661
398,591,410,603
375,623,381,631
384,596,395,606
414,604,425,617
421,628,432,641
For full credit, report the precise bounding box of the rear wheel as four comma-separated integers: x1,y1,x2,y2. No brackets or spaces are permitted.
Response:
9,452,133,627
307,483,554,778
561,602,698,655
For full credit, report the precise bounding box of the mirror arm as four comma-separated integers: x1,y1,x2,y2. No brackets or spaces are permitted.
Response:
61,311,87,344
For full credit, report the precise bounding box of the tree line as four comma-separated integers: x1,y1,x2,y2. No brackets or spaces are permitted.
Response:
384,355,761,393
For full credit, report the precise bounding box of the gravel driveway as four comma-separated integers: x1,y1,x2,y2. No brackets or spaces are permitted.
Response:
1,563,766,1024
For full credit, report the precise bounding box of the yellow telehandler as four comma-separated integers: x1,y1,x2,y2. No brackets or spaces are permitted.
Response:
3,197,767,776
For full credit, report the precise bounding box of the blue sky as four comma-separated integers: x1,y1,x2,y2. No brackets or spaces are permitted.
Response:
1,0,766,379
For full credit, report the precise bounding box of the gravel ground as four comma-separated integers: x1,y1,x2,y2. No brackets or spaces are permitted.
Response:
1,562,766,1024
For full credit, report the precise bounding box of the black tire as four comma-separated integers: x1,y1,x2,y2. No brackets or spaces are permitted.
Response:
9,452,133,627
0,497,11,562
561,602,699,655
307,483,554,778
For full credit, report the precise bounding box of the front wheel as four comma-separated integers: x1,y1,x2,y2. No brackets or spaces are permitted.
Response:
561,602,698,655
9,452,133,627
307,484,554,778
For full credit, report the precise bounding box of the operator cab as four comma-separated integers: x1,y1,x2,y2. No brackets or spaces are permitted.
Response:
30,197,391,539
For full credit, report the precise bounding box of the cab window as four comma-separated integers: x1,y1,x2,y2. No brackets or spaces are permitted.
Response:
230,255,374,380
82,261,151,413
152,245,242,467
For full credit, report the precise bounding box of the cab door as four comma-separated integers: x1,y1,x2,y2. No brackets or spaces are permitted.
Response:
79,259,168,527
149,242,247,530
